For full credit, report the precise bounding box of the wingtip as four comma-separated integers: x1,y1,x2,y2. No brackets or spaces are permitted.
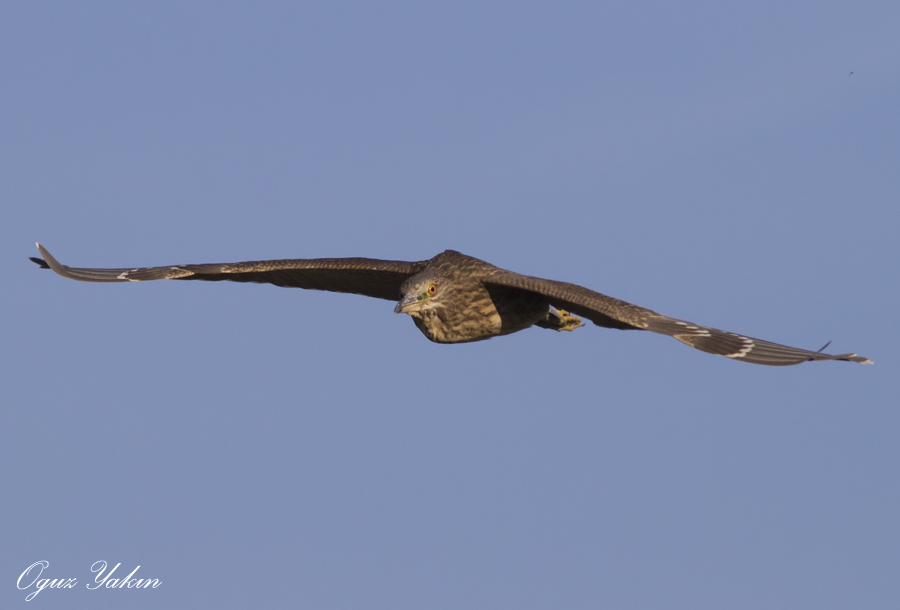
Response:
30,243,50,268
30,243,65,274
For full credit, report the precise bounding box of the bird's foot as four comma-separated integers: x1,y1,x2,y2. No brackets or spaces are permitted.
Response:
554,310,585,332
535,308,585,332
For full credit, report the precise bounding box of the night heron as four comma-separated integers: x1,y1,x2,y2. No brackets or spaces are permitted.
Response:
30,244,871,366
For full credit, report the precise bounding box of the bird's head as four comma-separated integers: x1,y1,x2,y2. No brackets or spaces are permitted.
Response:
394,275,443,316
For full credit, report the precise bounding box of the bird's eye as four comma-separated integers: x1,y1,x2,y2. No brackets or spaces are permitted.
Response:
427,284,436,296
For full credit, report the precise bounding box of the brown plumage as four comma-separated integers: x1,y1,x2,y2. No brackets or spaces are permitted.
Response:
29,244,872,366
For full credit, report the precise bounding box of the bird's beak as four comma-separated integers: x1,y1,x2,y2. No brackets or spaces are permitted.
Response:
394,293,420,314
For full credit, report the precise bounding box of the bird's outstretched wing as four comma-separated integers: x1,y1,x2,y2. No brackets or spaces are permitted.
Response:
30,244,426,301
483,269,872,366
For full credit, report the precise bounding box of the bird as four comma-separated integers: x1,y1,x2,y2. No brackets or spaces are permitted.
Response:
29,243,871,366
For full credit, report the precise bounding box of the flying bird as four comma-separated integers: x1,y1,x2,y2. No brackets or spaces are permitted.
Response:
30,244,871,366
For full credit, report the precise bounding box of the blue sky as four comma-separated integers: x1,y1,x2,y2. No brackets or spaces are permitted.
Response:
2,2,898,608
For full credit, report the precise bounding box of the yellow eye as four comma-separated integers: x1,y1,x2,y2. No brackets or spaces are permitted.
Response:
427,284,436,296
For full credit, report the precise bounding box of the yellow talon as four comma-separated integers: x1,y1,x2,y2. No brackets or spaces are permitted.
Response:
555,310,585,332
